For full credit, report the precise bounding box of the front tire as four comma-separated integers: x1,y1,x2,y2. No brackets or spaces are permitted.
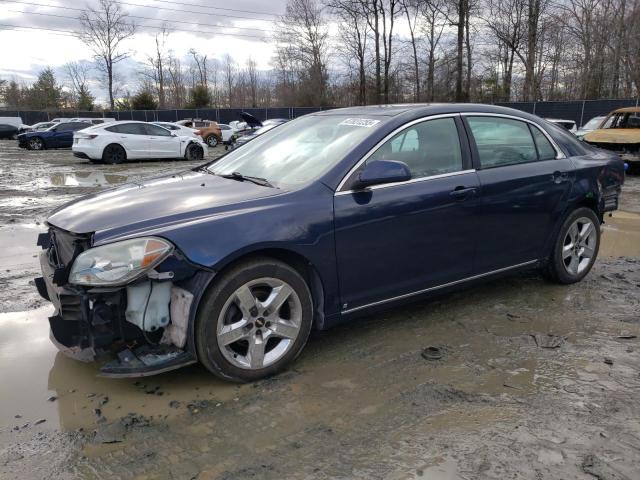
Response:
196,257,313,382
28,137,44,150
102,144,126,164
545,207,600,284
185,143,204,161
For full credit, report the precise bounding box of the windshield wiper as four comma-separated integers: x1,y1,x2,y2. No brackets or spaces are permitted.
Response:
218,171,276,188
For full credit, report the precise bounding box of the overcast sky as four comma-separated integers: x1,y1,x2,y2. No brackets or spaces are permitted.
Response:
0,0,289,103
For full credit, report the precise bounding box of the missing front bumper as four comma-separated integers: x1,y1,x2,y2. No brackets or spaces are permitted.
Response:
36,249,199,377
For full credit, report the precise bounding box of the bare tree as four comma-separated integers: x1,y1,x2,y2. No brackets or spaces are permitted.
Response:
146,27,169,109
246,58,259,108
275,0,330,106
401,0,421,101
223,54,236,107
328,0,370,105
78,0,136,109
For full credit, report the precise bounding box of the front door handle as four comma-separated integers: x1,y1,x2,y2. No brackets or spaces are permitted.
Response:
551,171,569,183
450,186,478,200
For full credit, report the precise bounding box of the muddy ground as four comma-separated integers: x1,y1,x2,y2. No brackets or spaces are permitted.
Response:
0,140,639,480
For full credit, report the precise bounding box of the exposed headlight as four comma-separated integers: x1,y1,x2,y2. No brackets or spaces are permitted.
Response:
69,237,173,286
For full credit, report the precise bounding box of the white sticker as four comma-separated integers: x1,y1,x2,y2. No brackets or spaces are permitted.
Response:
339,118,381,128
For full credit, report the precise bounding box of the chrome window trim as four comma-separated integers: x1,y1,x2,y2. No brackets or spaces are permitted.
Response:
335,169,476,196
335,113,462,193
461,112,567,160
342,260,538,314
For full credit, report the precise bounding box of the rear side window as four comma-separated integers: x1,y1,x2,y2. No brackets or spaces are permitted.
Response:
106,123,146,135
368,117,463,179
58,122,90,132
467,117,537,168
530,126,557,160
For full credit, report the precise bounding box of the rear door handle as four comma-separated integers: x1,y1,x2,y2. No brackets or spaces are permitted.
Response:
551,171,569,183
450,186,478,200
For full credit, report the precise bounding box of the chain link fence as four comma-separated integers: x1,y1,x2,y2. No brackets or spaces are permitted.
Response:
3,99,639,127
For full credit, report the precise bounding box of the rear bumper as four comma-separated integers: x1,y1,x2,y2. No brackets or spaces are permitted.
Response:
72,144,101,160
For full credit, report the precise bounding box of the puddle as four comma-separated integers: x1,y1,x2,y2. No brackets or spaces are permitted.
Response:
0,306,240,431
601,211,640,257
47,172,129,188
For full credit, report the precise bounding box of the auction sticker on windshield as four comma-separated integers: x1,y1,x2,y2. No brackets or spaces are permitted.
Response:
339,118,381,128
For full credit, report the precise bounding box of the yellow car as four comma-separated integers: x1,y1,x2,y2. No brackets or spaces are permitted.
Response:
584,107,640,171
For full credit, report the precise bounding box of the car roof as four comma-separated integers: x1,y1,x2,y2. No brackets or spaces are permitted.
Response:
545,118,575,122
313,103,545,118
611,107,640,113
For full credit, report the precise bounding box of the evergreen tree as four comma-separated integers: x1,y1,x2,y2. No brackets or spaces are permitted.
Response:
187,84,211,108
131,90,158,110
29,69,62,109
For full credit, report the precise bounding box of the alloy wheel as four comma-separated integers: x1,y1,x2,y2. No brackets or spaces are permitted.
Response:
562,216,597,276
29,138,43,150
206,136,218,147
216,277,302,370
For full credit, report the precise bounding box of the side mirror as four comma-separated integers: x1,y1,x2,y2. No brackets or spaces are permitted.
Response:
352,160,411,190
171,133,177,137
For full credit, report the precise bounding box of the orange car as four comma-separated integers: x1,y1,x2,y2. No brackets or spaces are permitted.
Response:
584,107,640,171
176,119,222,147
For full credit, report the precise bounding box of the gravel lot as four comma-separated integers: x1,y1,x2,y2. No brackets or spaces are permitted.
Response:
1,140,639,480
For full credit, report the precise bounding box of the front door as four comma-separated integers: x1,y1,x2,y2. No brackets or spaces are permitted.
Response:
334,115,481,312
463,115,575,272
144,124,180,158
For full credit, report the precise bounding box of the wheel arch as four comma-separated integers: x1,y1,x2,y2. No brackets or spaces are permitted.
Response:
196,248,327,331
102,142,128,159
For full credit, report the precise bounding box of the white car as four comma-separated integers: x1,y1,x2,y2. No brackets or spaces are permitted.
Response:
72,121,207,164
545,118,577,134
152,121,200,138
69,117,117,125
218,123,239,143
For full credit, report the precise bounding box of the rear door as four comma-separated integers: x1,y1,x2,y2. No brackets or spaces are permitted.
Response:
334,115,481,312
106,123,148,158
49,122,86,147
463,114,575,272
144,124,180,158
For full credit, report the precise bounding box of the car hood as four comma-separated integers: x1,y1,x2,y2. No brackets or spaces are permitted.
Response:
584,129,640,144
239,112,263,128
47,170,283,243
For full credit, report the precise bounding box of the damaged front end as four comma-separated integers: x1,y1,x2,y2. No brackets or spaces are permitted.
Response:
35,227,209,377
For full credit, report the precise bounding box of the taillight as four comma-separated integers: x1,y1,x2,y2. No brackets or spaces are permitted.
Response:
76,133,98,140
194,130,202,136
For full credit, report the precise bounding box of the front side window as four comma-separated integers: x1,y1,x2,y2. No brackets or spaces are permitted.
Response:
467,117,538,168
144,124,172,136
367,117,463,179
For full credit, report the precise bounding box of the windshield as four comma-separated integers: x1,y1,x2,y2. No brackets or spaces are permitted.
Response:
582,117,604,130
601,112,640,129
209,115,382,187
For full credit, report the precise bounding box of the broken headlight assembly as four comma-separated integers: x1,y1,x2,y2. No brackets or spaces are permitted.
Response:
68,237,174,286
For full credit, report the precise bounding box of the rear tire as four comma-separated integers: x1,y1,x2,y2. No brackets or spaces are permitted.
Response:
102,144,126,164
206,135,218,148
196,257,313,382
544,207,600,284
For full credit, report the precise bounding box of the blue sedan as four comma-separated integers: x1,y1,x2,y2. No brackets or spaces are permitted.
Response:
35,104,624,381
18,121,92,150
